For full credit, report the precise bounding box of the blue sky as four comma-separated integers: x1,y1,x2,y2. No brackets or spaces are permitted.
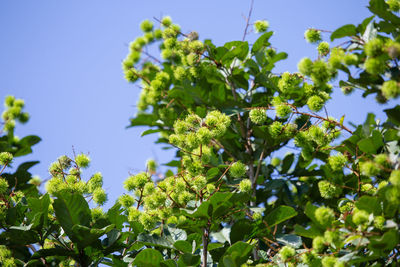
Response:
0,0,389,208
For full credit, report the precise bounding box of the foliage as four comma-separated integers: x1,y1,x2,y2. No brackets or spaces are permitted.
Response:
1,0,400,266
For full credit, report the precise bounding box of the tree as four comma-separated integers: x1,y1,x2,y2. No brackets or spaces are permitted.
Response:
0,0,399,266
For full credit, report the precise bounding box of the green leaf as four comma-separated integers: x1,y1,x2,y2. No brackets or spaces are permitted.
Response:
53,192,91,240
304,202,324,229
355,196,381,215
137,233,175,249
174,240,192,253
368,229,398,254
357,130,383,154
276,234,302,248
133,248,163,267
206,167,220,180
161,260,178,267
141,129,161,137
107,203,126,230
368,0,400,24
294,224,321,239
222,41,249,63
265,205,297,227
330,24,357,41
384,105,400,125
128,113,160,127
280,153,294,173
31,248,76,259
252,32,273,53
211,227,231,244
178,253,201,266
220,241,253,267
27,194,50,229
230,219,253,244
71,224,114,249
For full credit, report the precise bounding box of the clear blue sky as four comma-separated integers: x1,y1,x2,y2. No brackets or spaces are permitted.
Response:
0,0,390,209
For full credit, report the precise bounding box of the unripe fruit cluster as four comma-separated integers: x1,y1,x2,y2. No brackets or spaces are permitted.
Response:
1,95,30,133
45,154,107,206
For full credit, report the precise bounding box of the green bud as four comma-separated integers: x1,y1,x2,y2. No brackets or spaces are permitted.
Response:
318,41,330,56
381,80,400,99
173,66,186,80
343,53,358,65
364,57,386,75
321,256,338,267
230,161,247,178
374,215,385,230
124,172,149,191
192,175,207,191
0,152,13,166
58,155,72,169
0,178,9,195
278,72,302,93
312,236,326,252
249,109,267,124
360,161,379,177
128,207,141,221
279,246,295,262
206,183,215,194
91,207,105,221
140,19,154,33
389,170,400,186
304,29,322,43
269,121,283,138
29,176,42,186
318,180,342,199
146,159,157,174
387,0,400,11
254,20,269,33
275,104,292,118
18,112,29,123
14,99,25,108
93,188,107,206
239,179,252,193
352,208,369,225
189,40,204,53
301,251,319,265
328,152,347,171
161,16,172,27
75,154,90,169
271,157,281,167
4,120,15,132
4,95,15,108
119,194,135,208
197,127,212,145
87,172,103,193
311,60,331,85
324,230,340,244
374,154,389,167
252,212,262,221
315,206,335,227
364,38,384,57
298,57,313,76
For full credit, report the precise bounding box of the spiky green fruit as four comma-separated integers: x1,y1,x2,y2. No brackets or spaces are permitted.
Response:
249,109,267,124
381,80,400,99
254,20,269,33
304,29,322,43
315,206,335,227
230,161,247,178
279,246,295,262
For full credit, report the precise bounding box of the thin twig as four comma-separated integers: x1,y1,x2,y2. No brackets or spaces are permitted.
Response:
242,0,255,41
